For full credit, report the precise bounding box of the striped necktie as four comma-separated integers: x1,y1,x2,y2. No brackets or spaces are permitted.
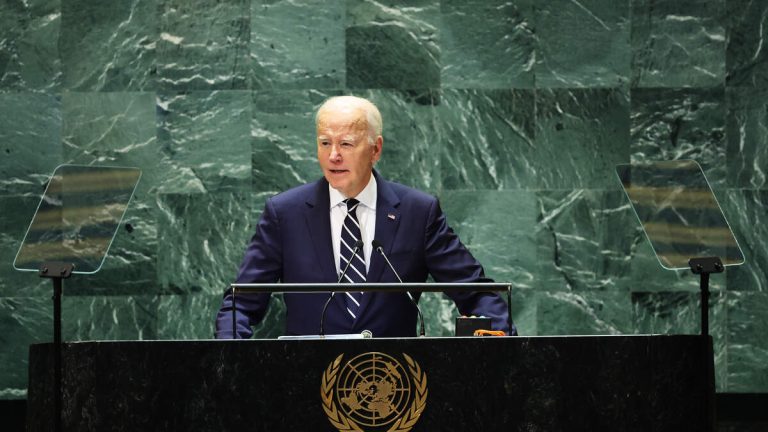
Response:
339,198,365,319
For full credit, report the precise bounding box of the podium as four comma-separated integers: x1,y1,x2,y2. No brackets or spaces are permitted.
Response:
27,336,713,431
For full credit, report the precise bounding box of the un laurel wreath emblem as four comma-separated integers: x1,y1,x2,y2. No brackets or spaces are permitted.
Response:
321,352,428,432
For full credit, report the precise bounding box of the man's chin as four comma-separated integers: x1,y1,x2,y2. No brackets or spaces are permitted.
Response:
325,177,349,194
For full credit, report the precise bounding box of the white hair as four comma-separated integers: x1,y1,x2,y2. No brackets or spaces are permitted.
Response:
315,95,382,145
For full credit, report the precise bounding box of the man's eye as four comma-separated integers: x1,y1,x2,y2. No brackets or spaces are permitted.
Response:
341,142,353,147
319,141,330,146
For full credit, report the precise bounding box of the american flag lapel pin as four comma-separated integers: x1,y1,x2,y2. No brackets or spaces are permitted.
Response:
387,213,396,220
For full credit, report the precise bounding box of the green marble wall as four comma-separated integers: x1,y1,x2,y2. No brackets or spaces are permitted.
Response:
1,0,766,398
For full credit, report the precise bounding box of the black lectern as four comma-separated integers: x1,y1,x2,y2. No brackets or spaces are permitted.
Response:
27,336,712,431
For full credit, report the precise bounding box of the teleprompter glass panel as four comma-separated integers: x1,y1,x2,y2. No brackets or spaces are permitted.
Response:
616,160,744,270
13,165,142,274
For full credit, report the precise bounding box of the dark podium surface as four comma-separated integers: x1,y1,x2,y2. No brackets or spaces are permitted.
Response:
28,336,713,431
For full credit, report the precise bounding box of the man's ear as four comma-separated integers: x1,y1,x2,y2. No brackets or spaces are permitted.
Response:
372,135,383,164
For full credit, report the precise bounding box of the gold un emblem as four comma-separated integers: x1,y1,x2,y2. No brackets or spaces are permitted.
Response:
321,352,428,432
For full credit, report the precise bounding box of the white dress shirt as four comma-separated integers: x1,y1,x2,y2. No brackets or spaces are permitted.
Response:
329,174,377,277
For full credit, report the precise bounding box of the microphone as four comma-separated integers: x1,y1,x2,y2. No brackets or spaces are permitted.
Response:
336,239,365,284
372,240,425,337
319,239,364,336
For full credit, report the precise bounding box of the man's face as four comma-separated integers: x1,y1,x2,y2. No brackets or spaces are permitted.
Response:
317,105,382,198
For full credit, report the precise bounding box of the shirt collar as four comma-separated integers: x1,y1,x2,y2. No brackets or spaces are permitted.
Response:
329,173,378,210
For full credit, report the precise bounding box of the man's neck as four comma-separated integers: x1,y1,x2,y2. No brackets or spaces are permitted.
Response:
329,173,377,209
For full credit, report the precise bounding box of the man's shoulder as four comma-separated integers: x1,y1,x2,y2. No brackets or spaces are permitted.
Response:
268,178,324,208
272,181,319,199
379,177,437,206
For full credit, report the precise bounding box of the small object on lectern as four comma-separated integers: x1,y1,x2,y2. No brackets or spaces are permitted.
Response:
474,329,506,337
455,316,492,336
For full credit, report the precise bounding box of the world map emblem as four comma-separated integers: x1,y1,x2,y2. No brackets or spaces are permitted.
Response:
321,352,428,432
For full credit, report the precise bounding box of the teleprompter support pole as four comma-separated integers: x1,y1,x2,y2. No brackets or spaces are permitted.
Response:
689,256,723,432
689,257,724,337
40,262,74,432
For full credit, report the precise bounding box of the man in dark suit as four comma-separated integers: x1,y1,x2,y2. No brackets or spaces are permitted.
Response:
215,96,514,338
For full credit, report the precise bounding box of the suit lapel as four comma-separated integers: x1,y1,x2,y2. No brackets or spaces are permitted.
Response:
304,179,337,283
356,173,401,322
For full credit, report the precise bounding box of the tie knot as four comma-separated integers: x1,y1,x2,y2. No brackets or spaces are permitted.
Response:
344,198,360,211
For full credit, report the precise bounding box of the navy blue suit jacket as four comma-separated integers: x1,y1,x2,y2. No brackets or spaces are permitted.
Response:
215,172,513,338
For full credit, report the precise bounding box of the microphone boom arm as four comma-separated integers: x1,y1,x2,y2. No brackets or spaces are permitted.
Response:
372,240,426,337
319,240,364,336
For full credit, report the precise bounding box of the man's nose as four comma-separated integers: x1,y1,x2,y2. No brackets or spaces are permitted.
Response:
329,144,342,161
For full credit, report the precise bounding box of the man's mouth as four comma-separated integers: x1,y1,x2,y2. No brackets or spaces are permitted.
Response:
329,169,349,174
